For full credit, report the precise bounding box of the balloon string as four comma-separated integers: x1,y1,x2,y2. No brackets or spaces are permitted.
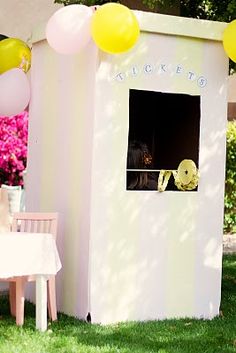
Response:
19,56,29,72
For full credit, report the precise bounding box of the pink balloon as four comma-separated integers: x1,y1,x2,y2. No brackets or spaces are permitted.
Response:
46,5,93,55
0,68,30,116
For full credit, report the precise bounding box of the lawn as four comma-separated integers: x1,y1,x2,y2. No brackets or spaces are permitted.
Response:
0,255,235,353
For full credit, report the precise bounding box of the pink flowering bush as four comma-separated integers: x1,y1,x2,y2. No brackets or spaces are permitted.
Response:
0,111,28,186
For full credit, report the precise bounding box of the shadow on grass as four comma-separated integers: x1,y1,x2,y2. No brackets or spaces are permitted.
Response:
0,254,235,353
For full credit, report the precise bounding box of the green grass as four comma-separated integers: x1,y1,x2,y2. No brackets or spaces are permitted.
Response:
0,255,235,353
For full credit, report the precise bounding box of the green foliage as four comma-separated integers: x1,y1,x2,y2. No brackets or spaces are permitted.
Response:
141,0,177,10
138,0,236,20
54,0,177,8
54,0,236,19
54,0,117,5
179,0,236,21
225,121,236,233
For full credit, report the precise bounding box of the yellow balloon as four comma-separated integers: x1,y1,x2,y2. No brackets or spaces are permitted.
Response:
91,3,140,54
0,38,31,74
223,20,236,62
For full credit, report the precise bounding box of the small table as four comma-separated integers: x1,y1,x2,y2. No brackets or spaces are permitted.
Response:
0,232,61,331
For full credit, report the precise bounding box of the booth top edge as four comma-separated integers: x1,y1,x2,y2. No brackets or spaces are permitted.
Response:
31,10,228,44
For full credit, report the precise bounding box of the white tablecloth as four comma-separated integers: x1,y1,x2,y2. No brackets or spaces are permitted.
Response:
0,232,61,278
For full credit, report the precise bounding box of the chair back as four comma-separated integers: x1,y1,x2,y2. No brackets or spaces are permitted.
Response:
12,212,58,239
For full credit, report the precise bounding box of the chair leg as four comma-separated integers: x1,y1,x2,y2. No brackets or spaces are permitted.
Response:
47,276,57,321
15,278,26,326
9,282,16,317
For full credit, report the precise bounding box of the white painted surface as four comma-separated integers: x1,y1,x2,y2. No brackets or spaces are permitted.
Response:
134,11,227,41
89,31,228,323
26,40,98,318
0,0,61,41
27,11,228,323
36,275,48,332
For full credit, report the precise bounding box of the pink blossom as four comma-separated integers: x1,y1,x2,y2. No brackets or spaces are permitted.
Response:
0,111,28,186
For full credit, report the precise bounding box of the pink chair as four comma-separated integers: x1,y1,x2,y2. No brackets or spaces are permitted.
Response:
7,212,58,326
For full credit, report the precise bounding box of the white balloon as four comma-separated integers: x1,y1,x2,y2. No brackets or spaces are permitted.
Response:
46,5,93,55
0,68,30,116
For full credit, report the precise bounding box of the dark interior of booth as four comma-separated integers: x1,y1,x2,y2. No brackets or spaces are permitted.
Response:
127,89,201,191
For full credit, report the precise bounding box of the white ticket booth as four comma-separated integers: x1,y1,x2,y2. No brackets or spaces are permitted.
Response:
27,11,228,324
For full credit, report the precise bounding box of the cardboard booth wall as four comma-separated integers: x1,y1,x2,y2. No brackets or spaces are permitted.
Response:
27,11,229,323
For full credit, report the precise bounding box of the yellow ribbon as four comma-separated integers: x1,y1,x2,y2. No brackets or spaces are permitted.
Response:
158,170,172,192
157,159,199,192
